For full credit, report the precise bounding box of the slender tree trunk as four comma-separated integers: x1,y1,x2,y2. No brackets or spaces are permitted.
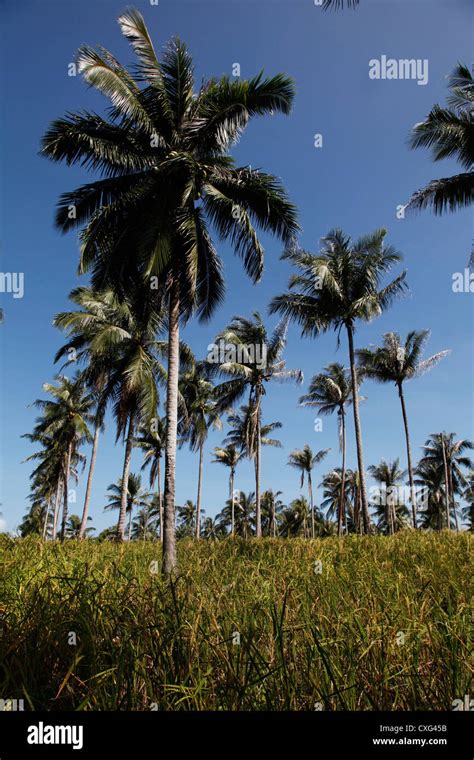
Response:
127,505,133,541
79,420,100,540
254,387,262,538
448,469,459,531
338,410,346,536
42,497,51,540
163,278,180,575
346,325,370,533
230,468,235,537
272,496,276,537
398,383,417,529
117,414,134,542
52,481,62,540
308,471,315,539
60,442,72,542
441,435,451,529
157,455,163,542
196,441,204,539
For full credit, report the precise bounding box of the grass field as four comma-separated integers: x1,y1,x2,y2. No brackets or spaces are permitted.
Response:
0,532,472,711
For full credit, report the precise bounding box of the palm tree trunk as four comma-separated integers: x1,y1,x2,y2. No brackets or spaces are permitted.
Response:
398,383,417,529
127,505,133,541
157,455,163,542
272,497,276,537
60,442,72,542
230,468,235,537
255,388,262,538
196,441,204,539
42,497,51,540
346,324,370,533
448,469,459,531
163,278,180,574
52,481,62,540
117,414,134,542
338,409,346,536
308,472,315,538
441,434,451,529
79,420,100,540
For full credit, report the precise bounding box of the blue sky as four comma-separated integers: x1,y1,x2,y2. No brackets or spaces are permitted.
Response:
1,0,472,533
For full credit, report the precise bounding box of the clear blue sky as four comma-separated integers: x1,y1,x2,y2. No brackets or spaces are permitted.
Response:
1,0,472,533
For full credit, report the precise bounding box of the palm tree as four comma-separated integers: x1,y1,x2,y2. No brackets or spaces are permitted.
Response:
223,404,283,534
66,514,95,539
176,500,198,537
419,433,472,531
131,503,159,540
135,416,166,541
211,313,302,536
212,444,242,536
320,469,352,529
201,517,226,541
22,431,65,539
217,491,255,538
270,229,407,533
357,331,449,528
299,363,354,535
179,364,221,538
28,374,93,541
414,460,447,531
105,473,151,541
368,459,409,535
406,63,474,215
55,286,165,541
42,9,299,574
287,445,330,537
261,489,285,537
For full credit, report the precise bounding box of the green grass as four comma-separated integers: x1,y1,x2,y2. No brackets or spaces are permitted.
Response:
0,532,472,711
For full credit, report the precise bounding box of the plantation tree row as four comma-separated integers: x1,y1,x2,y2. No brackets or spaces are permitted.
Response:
17,10,473,573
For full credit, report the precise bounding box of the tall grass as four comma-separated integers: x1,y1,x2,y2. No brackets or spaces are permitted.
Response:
0,532,471,710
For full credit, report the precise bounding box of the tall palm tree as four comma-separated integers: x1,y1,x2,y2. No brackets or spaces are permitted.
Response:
211,313,302,536
299,363,354,535
28,374,93,541
55,286,165,541
223,404,283,534
368,459,409,535
179,364,221,538
105,473,151,541
414,459,447,531
287,445,330,537
270,229,407,533
22,431,65,539
212,444,242,536
135,416,166,541
176,500,198,538
42,8,299,574
217,491,255,538
407,63,474,215
261,489,285,537
357,331,449,528
320,468,352,529
419,432,472,531
131,503,159,540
